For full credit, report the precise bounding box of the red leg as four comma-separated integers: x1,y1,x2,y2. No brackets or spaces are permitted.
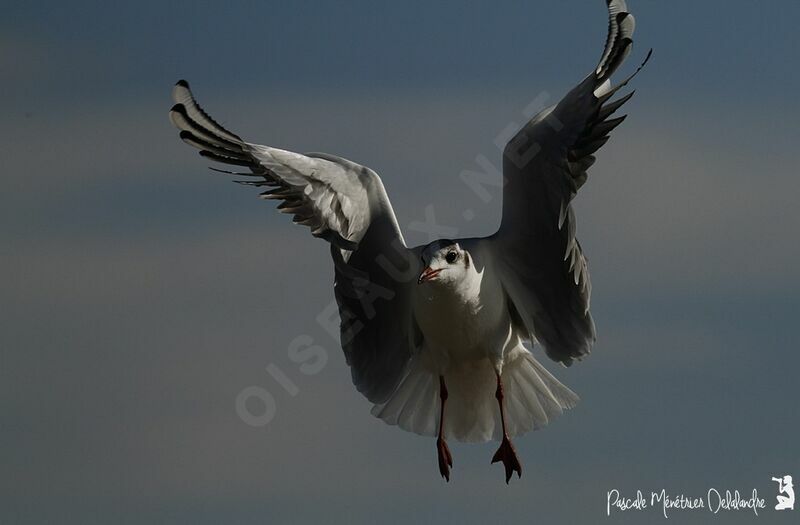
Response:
436,375,453,481
491,371,522,483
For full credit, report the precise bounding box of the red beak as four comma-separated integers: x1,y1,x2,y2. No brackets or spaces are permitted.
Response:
418,267,442,284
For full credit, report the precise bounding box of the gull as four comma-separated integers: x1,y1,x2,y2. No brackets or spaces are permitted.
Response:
169,0,649,483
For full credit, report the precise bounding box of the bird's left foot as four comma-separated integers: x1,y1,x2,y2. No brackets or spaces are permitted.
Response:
437,437,453,481
491,435,522,483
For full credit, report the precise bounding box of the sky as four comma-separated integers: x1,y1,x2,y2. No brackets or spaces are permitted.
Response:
2,1,800,523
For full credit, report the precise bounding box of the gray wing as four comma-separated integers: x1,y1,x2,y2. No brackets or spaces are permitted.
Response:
490,0,649,366
169,81,421,403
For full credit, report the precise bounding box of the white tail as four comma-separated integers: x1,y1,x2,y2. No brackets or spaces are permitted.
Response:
371,349,578,443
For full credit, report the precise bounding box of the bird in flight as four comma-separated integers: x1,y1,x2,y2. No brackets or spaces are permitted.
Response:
169,0,648,483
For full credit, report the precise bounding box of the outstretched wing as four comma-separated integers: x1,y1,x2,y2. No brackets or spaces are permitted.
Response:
169,81,421,403
490,0,650,366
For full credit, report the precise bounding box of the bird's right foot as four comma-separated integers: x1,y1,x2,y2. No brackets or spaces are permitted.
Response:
491,435,522,484
436,437,453,481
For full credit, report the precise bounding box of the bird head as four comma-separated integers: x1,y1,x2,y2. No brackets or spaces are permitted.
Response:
418,240,471,285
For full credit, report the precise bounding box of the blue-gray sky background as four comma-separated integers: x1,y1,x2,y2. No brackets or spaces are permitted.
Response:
2,1,799,523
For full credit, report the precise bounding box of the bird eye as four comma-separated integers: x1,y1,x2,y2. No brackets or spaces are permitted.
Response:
445,251,458,264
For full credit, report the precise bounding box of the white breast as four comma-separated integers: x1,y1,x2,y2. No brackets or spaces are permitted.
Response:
412,259,513,371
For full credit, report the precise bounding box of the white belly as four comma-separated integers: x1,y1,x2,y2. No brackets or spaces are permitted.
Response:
412,273,514,371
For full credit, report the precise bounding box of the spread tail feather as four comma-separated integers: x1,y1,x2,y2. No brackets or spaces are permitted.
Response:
371,350,578,443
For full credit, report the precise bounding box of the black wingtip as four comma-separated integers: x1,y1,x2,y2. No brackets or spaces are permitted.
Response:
175,79,189,88
170,103,186,114
199,149,254,167
598,47,653,102
634,48,654,75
